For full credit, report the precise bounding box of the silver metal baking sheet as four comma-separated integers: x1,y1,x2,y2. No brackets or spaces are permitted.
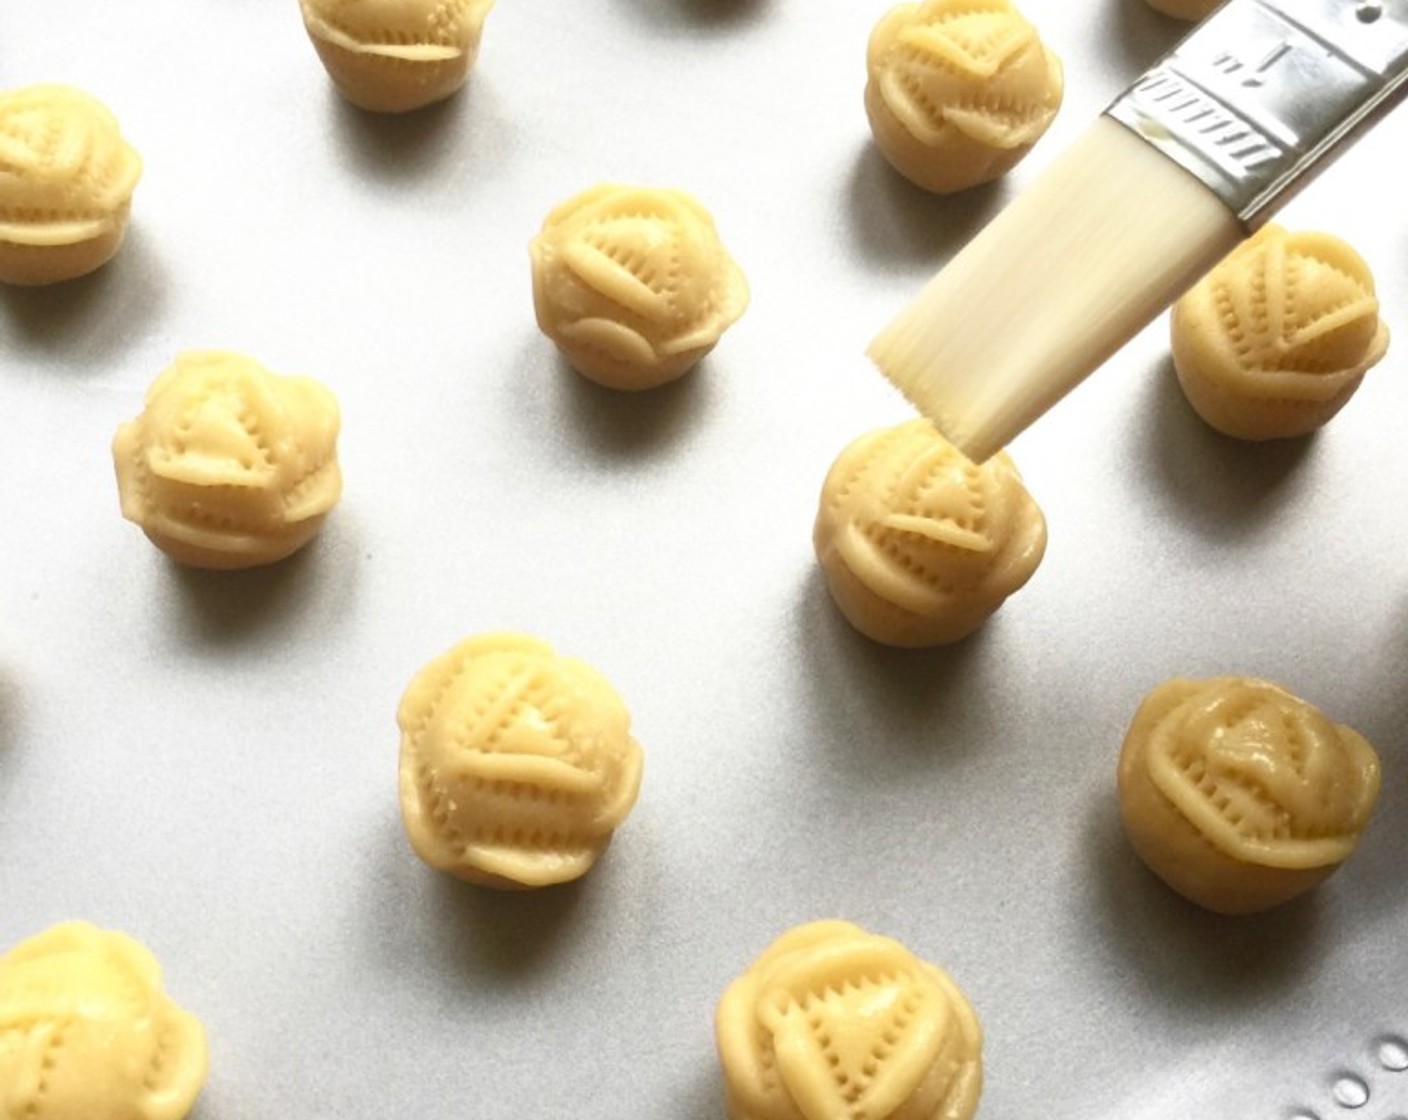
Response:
2,1,1405,1117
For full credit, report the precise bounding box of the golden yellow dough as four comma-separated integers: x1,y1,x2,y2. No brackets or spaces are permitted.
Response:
0,85,142,285
1143,0,1220,20
716,920,983,1120
1117,677,1382,914
1171,224,1389,440
864,0,1063,193
813,419,1046,647
112,351,343,570
0,922,208,1120
529,183,750,390
299,0,495,112
397,632,645,889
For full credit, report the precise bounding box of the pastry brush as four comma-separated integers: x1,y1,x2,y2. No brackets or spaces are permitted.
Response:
868,0,1408,463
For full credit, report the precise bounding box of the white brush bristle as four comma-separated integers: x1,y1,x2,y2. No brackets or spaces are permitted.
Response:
868,117,1245,463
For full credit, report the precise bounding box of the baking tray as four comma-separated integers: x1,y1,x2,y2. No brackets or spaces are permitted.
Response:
2,1,1405,1117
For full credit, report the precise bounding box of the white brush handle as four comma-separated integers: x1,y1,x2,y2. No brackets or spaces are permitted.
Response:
1106,0,1408,225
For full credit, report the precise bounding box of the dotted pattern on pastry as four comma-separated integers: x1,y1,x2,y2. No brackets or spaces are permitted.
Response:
121,364,339,538
1210,235,1381,376
876,3,1057,143
0,87,139,224
828,424,1024,606
403,643,637,870
560,203,714,344
1148,681,1374,850
0,947,181,1117
578,214,685,324
784,975,926,1115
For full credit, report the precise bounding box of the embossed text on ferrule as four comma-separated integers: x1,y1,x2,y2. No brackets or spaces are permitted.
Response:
1170,0,1381,149
1107,0,1408,222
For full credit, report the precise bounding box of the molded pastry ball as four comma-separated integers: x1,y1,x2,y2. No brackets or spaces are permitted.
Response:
813,418,1046,646
0,922,208,1120
529,183,749,390
113,351,343,570
398,632,645,889
299,0,495,112
1171,224,1389,440
0,84,142,285
1118,677,1381,914
864,0,1063,193
716,921,983,1120
1143,0,1219,20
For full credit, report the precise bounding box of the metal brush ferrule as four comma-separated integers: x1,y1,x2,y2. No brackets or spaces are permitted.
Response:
1105,0,1408,226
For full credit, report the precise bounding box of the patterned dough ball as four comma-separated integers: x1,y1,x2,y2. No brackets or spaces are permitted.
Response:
1117,677,1382,914
0,922,208,1120
716,921,983,1120
529,183,750,390
1171,224,1389,440
0,85,143,285
864,0,1063,193
299,0,495,112
112,351,343,570
397,633,645,889
813,418,1046,647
